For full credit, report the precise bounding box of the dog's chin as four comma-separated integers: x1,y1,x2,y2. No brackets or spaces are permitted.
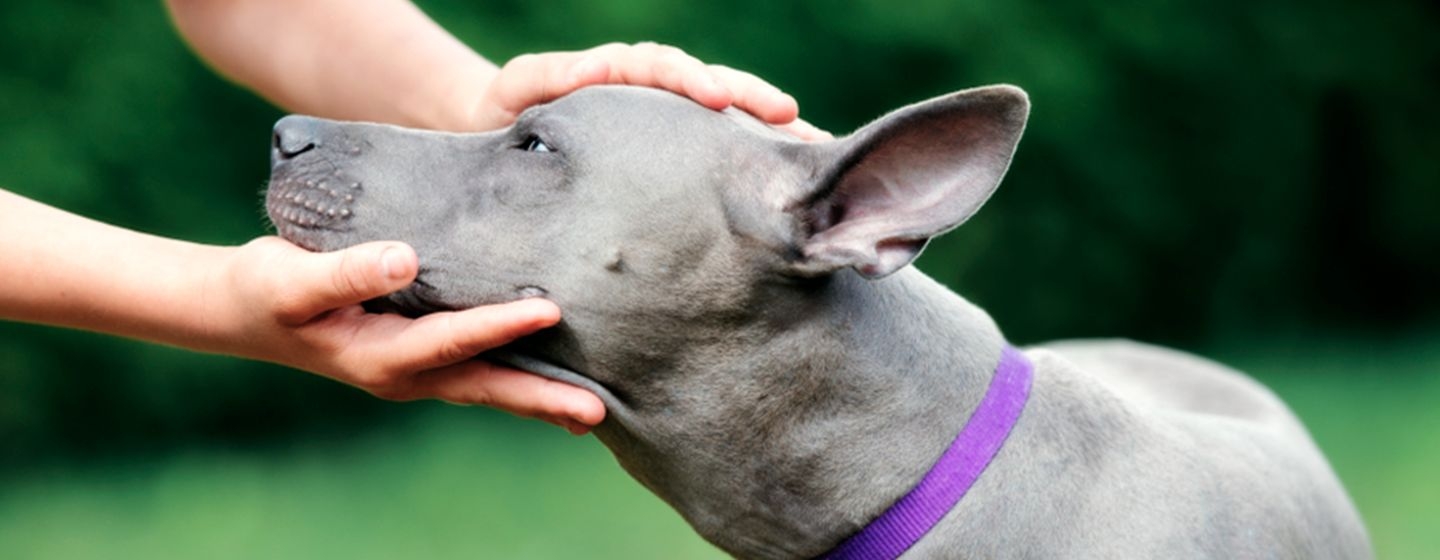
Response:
360,287,617,408
275,229,329,253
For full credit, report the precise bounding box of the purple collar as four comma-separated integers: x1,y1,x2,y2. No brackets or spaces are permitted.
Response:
818,344,1034,560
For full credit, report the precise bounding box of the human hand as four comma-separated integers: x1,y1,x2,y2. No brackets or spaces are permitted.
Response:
464,42,832,140
208,237,605,434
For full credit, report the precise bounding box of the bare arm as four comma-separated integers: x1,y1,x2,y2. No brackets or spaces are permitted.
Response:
165,0,828,137
0,189,602,433
0,189,227,345
166,0,494,130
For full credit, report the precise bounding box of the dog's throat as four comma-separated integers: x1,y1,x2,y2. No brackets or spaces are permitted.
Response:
817,344,1034,560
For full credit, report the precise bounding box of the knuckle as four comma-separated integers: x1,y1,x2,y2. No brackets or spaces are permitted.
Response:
503,53,540,70
330,250,374,301
436,342,471,365
707,64,742,83
267,282,311,323
730,67,762,83
267,259,321,321
463,381,496,407
656,54,688,72
353,364,401,392
499,54,548,81
433,319,480,365
655,44,687,60
591,42,627,57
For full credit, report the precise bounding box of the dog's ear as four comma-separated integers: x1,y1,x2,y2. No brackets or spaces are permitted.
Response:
785,85,1028,279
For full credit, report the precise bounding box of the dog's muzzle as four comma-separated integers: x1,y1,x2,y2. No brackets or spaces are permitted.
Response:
266,116,362,241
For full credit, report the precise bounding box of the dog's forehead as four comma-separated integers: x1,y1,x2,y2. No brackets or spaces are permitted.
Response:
546,85,712,118
538,85,790,142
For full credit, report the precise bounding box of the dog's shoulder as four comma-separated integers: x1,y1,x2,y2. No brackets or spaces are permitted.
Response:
1029,338,1304,435
970,341,1372,558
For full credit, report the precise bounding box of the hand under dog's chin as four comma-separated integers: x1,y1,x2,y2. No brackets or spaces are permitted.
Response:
361,289,449,318
361,283,551,318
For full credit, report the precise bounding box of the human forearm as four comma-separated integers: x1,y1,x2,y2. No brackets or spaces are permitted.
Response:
166,0,496,130
0,189,228,350
165,0,827,138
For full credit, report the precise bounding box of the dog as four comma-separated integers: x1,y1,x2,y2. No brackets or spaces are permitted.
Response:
265,85,1370,559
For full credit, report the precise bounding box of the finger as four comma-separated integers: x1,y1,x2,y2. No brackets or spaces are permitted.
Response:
381,298,562,372
481,51,590,125
776,117,834,142
565,54,612,89
411,361,607,429
271,242,417,325
707,64,799,124
634,43,731,110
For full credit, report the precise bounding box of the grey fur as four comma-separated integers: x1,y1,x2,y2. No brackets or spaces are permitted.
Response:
265,85,1370,559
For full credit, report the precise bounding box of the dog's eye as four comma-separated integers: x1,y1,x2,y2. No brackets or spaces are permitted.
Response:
520,135,554,153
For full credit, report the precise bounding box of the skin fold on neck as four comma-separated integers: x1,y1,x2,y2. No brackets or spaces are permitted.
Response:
587,268,1008,558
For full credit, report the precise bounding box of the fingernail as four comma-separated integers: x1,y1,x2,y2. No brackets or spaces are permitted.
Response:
380,246,411,280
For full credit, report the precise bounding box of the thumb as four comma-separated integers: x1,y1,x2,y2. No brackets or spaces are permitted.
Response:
273,241,418,325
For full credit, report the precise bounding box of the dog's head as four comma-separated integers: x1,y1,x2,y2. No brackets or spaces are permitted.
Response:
266,85,1027,405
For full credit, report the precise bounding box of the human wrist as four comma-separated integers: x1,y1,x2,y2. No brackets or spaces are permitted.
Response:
410,55,498,131
167,241,254,357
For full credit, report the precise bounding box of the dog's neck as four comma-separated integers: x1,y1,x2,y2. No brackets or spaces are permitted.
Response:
591,268,1007,559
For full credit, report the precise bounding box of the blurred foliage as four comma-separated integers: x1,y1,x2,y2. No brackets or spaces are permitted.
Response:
3,345,1436,559
0,0,1436,558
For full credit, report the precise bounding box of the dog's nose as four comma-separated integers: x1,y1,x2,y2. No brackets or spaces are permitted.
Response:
272,115,321,162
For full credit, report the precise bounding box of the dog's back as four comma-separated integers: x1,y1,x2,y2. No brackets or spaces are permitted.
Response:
1044,339,1304,434
910,339,1372,559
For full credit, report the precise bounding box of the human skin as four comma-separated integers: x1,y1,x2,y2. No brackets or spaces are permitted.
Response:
164,0,828,138
0,0,824,434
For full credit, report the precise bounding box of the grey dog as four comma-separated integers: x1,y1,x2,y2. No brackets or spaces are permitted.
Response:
265,85,1370,559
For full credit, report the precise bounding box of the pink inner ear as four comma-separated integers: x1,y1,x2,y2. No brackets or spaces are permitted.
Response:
796,85,1029,279
840,146,1006,226
865,239,927,278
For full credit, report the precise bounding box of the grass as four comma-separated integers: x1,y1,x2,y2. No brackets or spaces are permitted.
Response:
0,408,724,559
1,335,1435,559
1215,333,1440,560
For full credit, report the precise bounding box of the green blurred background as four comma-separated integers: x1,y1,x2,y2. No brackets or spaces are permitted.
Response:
1,1,1436,558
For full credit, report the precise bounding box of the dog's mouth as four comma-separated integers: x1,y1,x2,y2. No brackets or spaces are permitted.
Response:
360,277,451,317
264,165,362,242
